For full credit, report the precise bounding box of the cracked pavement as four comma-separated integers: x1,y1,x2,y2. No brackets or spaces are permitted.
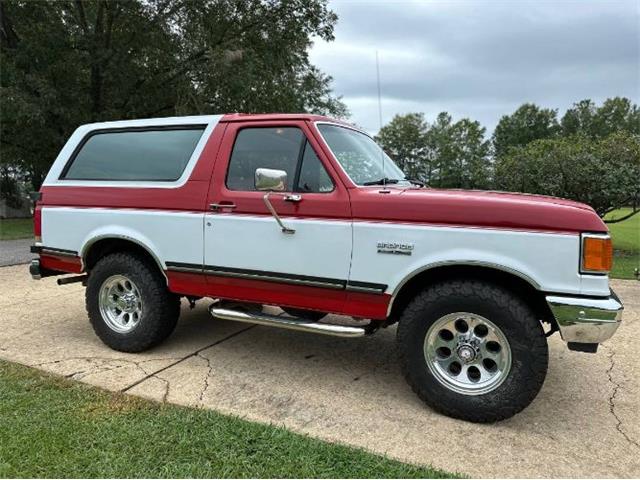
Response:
0,263,638,478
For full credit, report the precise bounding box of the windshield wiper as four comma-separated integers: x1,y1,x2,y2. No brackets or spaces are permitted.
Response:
406,178,426,187
362,178,401,186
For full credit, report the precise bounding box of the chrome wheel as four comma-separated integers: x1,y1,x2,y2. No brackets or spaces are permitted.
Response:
98,274,143,334
424,312,512,395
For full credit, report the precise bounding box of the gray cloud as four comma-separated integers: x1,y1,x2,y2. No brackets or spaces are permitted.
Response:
310,0,639,134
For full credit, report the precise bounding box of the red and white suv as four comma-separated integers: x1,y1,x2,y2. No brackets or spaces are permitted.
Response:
30,113,623,422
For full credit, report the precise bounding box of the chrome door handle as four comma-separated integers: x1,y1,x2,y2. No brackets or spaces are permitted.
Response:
210,203,236,211
283,194,302,203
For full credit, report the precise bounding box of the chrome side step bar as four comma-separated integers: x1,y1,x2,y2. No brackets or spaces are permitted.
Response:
209,306,366,338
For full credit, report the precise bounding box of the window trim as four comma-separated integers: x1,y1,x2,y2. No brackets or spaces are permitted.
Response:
224,125,335,194
59,124,208,182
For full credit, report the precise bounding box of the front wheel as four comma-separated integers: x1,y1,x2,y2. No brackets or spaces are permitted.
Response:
86,252,180,352
397,280,548,422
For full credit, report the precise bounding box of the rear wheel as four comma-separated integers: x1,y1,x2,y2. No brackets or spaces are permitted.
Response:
86,252,180,352
397,279,548,422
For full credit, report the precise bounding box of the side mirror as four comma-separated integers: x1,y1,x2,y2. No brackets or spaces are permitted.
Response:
255,168,287,192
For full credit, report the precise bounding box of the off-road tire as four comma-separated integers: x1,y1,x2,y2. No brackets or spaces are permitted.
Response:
281,306,327,322
86,252,180,352
397,279,548,422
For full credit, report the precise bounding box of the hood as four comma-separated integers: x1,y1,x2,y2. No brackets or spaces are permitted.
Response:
349,187,607,234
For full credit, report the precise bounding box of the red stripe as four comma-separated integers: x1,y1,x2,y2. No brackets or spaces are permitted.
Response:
167,271,389,319
40,254,83,274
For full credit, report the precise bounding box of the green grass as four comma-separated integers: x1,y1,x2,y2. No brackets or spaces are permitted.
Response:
605,208,640,280
0,218,33,240
0,361,455,478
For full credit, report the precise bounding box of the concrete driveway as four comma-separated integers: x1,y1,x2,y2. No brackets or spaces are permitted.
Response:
0,238,35,266
0,263,638,478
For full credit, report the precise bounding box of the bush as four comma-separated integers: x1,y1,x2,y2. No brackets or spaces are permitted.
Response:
0,174,24,210
494,132,640,217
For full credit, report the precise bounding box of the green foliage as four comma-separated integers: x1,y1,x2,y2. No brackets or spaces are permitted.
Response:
492,103,560,158
375,112,491,189
605,208,640,280
433,116,491,189
0,0,347,190
0,218,32,240
0,360,455,478
0,173,23,209
561,97,640,138
494,131,640,217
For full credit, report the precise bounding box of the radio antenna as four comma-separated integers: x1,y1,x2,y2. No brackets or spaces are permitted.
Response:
376,50,386,187
376,50,383,130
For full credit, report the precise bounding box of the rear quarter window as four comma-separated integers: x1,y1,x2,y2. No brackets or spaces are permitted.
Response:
62,127,206,181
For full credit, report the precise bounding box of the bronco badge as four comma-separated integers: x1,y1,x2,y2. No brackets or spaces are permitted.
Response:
377,241,414,255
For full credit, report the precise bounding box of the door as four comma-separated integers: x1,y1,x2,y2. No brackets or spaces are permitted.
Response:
204,120,353,313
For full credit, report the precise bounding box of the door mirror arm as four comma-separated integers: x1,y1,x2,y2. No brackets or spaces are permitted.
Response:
263,192,295,235
255,168,296,235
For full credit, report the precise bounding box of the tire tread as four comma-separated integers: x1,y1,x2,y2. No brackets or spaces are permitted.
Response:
397,279,548,422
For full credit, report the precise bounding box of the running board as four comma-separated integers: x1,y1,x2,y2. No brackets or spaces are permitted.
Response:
209,306,366,338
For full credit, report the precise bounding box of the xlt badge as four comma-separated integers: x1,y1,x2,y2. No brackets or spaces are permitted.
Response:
377,241,414,256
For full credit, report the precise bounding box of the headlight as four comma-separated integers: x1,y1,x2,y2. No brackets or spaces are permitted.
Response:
581,233,613,274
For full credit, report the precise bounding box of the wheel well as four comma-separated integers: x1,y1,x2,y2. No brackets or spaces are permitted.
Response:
387,265,554,326
83,238,165,280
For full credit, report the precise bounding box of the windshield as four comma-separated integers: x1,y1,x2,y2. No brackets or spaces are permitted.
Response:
317,124,408,186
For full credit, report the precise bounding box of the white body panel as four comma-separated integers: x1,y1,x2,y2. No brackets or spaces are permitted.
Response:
42,207,204,268
42,115,222,189
42,207,609,296
41,206,610,298
204,214,352,280
350,222,606,297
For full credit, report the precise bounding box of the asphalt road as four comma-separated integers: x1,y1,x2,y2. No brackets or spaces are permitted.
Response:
0,263,638,477
0,238,35,267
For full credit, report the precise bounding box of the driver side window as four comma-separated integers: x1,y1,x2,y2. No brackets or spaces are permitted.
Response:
226,126,334,193
226,127,302,191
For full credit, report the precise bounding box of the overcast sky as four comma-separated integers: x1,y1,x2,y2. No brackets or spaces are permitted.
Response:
309,0,640,135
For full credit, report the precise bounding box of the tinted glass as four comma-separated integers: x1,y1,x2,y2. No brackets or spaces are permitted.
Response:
226,127,303,191
296,143,334,193
63,128,205,181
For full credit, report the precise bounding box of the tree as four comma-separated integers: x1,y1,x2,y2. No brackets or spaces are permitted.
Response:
375,113,431,182
0,0,347,191
560,99,597,137
375,112,491,189
494,132,640,221
492,103,559,158
427,113,491,189
561,97,640,138
447,118,491,189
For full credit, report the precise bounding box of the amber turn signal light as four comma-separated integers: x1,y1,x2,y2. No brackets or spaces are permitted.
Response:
582,235,613,273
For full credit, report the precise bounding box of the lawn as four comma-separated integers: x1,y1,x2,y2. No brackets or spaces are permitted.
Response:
0,361,455,478
0,218,32,240
606,208,640,280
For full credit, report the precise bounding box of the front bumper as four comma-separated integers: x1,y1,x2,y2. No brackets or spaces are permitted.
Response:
546,290,623,345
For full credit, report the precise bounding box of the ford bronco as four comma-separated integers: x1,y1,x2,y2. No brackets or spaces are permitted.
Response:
30,113,623,422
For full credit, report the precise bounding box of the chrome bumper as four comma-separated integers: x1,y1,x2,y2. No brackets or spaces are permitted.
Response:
546,290,623,344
